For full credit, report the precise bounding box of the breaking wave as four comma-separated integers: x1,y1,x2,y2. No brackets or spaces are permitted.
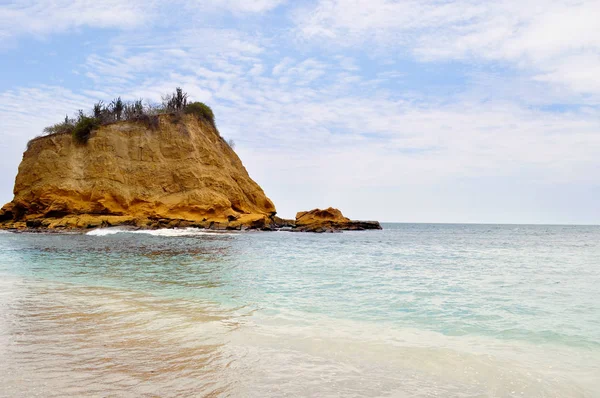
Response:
86,227,237,237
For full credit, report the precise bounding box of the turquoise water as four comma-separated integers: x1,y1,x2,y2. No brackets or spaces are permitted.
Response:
1,224,599,396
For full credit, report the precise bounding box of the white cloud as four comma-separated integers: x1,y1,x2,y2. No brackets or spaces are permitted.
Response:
272,57,295,76
296,0,600,96
0,86,94,132
0,0,153,40
0,0,285,43
532,53,600,95
249,64,265,76
239,96,600,221
77,27,266,99
197,0,287,13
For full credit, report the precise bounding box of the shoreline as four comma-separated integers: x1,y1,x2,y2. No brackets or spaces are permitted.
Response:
0,210,382,234
0,223,382,235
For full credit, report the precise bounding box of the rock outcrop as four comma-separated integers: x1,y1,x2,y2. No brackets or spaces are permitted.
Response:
0,114,277,230
292,207,382,232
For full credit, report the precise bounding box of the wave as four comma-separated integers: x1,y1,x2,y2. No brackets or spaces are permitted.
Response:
86,227,237,237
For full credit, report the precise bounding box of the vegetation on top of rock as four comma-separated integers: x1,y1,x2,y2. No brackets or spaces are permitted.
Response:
72,114,100,144
162,87,188,112
184,102,216,128
43,115,76,136
37,87,218,146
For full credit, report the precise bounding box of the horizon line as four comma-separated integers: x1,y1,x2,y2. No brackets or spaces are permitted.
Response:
376,221,600,226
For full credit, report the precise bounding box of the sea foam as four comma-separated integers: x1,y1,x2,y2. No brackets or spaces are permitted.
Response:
86,227,236,237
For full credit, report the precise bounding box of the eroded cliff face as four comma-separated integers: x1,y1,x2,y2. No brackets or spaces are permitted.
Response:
0,114,276,230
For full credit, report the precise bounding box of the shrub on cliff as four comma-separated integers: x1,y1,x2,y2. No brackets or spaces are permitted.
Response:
93,101,104,119
185,102,216,129
43,115,75,135
123,99,144,120
40,87,218,144
111,97,124,121
93,101,116,124
162,88,188,112
72,115,99,144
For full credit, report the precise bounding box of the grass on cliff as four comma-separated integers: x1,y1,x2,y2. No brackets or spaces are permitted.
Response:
36,88,217,146
41,114,100,145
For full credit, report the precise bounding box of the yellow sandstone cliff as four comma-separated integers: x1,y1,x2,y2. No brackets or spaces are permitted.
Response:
0,114,276,230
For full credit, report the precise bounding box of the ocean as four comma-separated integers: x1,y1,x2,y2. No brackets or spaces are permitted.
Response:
0,224,598,397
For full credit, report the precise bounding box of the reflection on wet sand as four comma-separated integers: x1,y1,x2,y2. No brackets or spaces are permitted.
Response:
0,279,245,397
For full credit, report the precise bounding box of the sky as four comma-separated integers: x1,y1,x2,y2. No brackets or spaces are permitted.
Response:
0,0,599,224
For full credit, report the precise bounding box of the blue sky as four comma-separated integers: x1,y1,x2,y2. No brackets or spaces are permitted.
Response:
1,0,599,224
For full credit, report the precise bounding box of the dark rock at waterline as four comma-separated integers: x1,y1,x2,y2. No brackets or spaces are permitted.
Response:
290,207,382,232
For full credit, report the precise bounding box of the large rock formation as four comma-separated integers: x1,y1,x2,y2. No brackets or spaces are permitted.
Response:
293,207,382,232
0,114,276,230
